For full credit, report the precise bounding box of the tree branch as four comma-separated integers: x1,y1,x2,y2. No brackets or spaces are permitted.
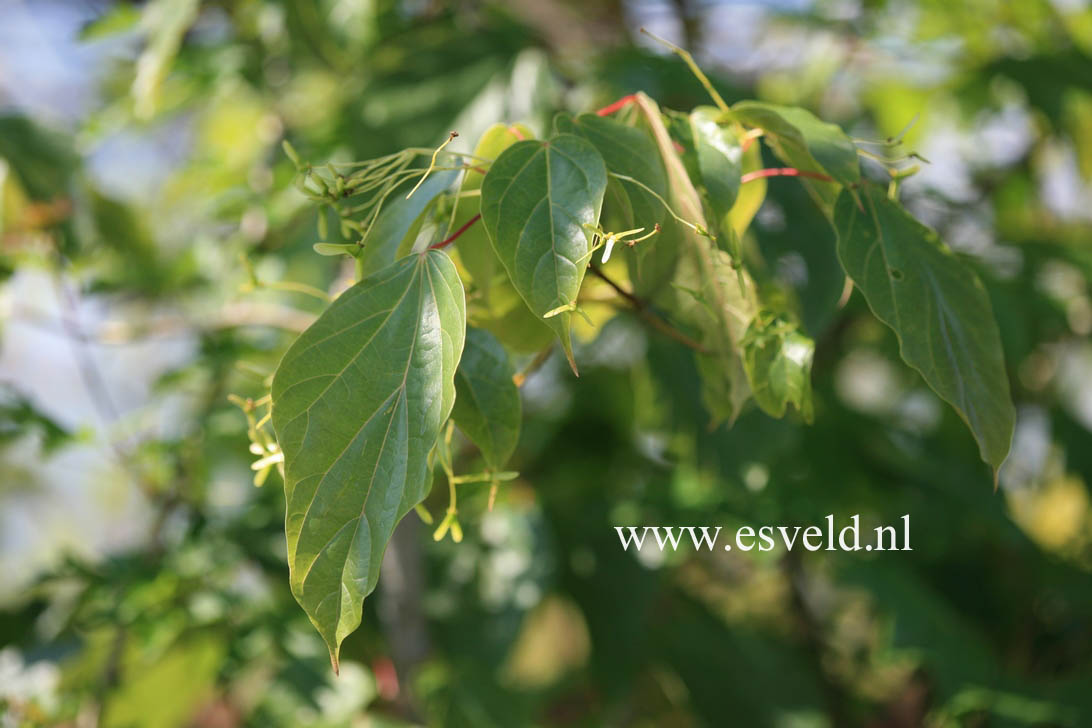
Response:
588,264,708,353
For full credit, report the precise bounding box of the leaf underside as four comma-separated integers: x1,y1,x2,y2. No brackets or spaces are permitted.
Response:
271,250,465,669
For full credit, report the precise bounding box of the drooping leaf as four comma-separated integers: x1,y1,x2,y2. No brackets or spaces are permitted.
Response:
451,327,521,469
480,134,607,373
741,315,815,422
628,94,759,424
833,185,1015,473
690,106,742,225
555,113,667,231
731,101,859,211
450,124,554,354
356,166,459,276
271,250,466,668
630,94,759,425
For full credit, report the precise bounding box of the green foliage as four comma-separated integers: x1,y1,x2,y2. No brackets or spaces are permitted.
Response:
479,134,607,372
833,186,1016,473
271,251,465,668
267,62,1024,652
451,327,521,471
5,1,1092,726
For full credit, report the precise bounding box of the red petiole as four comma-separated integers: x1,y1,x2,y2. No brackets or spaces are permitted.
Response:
596,94,637,117
430,213,481,250
740,167,833,184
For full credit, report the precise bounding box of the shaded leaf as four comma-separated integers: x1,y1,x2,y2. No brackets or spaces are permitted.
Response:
271,250,466,667
630,94,759,424
357,166,459,276
741,315,815,422
833,185,1014,472
451,327,521,469
480,134,607,373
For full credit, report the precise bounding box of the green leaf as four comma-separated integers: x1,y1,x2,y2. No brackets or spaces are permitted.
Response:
628,94,758,424
453,123,533,301
480,134,607,373
728,138,766,239
556,113,667,231
742,316,815,422
731,101,859,210
833,186,1015,473
313,242,359,257
451,124,554,354
131,0,201,119
356,167,459,276
451,327,521,469
271,250,466,668
690,106,741,224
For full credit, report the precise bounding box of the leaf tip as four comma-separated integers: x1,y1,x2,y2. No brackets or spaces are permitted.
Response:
562,342,579,377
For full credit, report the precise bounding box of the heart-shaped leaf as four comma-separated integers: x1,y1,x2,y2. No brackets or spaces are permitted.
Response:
480,134,607,373
556,113,667,231
833,185,1014,474
271,250,465,670
453,123,534,301
451,326,521,470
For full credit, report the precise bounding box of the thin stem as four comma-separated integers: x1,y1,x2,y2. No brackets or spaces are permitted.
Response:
429,213,481,250
608,172,712,238
406,131,458,199
596,94,637,116
260,280,331,302
639,28,730,114
588,264,708,353
512,345,554,387
740,167,834,185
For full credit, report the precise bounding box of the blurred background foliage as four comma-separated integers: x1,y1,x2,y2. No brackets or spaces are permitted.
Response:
1,0,1092,726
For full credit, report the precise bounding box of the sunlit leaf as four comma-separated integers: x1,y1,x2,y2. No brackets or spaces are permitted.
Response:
732,101,859,211
271,250,465,668
480,134,607,373
690,106,742,225
454,123,534,301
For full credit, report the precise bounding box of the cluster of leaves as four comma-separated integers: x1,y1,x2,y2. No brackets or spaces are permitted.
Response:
4,0,1092,725
272,48,1016,667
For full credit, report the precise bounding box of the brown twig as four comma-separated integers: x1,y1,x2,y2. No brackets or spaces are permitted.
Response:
588,264,708,353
